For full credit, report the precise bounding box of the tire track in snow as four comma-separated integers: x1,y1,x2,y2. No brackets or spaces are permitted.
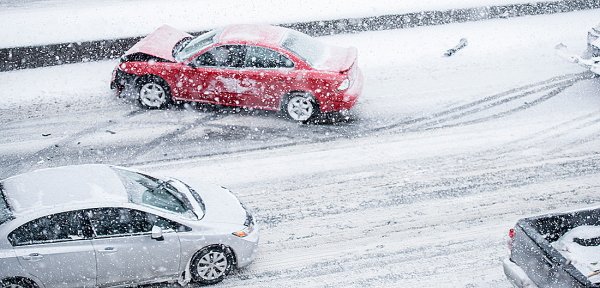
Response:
484,109,600,152
223,150,600,230
128,73,591,168
372,72,589,133
418,79,579,130
0,109,145,177
545,115,600,155
202,159,600,287
455,109,600,170
0,104,230,177
119,112,230,163
0,72,592,177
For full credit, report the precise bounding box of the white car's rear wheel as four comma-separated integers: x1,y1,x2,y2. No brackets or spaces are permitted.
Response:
191,246,234,285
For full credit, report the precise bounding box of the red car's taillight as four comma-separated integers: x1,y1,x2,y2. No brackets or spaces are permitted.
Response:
508,228,516,250
337,78,350,91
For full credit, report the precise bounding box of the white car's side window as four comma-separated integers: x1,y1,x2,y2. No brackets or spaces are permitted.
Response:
9,211,90,246
87,208,177,238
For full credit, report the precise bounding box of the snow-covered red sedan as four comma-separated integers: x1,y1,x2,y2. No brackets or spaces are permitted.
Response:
111,24,363,122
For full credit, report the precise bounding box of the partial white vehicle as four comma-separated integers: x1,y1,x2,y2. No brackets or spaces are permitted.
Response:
0,164,258,287
555,22,600,74
585,22,600,59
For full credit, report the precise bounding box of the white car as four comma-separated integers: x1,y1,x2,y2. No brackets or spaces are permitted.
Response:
555,22,600,74
585,22,600,59
0,164,258,287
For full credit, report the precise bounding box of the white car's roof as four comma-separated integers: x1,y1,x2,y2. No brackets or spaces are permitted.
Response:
2,164,128,216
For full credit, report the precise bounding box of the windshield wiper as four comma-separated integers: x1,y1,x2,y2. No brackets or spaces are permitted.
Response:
162,179,200,219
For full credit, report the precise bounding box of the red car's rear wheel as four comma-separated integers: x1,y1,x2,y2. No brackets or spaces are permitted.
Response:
283,92,318,122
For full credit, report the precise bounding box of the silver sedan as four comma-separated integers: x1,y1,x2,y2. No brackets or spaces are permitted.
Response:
0,164,259,287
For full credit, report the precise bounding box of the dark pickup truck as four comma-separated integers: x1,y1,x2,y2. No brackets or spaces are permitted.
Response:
503,208,600,288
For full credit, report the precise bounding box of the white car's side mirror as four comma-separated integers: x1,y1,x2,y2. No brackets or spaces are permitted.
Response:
151,225,164,241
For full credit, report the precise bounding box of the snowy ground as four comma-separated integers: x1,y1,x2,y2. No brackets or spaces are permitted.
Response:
1,9,600,288
0,0,547,47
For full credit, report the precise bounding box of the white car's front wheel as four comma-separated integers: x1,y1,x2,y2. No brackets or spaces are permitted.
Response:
191,246,234,285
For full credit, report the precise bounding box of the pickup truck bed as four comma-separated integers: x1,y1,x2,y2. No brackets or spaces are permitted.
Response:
504,208,600,288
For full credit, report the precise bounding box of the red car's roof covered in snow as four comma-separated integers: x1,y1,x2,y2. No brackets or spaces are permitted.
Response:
218,24,288,46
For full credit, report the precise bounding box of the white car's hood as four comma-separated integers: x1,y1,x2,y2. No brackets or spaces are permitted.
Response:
179,179,247,225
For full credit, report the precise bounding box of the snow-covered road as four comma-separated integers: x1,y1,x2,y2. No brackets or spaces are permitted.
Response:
1,10,600,287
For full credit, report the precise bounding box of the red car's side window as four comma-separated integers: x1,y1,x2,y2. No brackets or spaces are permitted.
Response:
193,45,246,68
244,46,294,69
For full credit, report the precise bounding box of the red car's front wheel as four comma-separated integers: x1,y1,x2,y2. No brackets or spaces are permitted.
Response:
137,76,172,109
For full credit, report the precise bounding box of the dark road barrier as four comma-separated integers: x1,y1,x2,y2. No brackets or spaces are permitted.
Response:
1,0,598,72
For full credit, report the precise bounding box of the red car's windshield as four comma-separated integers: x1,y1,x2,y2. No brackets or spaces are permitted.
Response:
175,29,221,62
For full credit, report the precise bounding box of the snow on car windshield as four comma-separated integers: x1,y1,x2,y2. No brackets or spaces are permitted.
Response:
112,167,198,219
282,31,326,68
175,29,221,62
0,184,12,224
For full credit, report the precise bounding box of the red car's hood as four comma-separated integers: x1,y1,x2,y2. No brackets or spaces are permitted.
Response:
124,25,192,62
314,45,358,72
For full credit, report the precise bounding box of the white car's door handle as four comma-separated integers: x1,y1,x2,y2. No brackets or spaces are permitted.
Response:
99,247,118,253
22,253,43,261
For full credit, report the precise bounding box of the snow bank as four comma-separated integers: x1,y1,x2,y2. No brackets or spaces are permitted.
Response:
0,0,549,48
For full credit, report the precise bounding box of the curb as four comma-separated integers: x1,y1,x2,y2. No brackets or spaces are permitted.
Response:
1,0,598,72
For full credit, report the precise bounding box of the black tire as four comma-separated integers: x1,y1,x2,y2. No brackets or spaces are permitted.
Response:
282,92,318,122
1,278,37,288
190,246,235,285
137,76,172,109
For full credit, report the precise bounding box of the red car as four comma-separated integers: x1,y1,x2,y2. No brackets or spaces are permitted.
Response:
111,24,363,122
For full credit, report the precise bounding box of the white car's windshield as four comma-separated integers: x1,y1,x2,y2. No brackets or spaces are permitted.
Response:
281,30,326,67
0,184,12,225
112,168,200,219
175,29,221,62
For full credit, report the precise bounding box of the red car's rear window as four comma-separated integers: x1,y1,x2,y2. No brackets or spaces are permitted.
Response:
282,31,326,68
